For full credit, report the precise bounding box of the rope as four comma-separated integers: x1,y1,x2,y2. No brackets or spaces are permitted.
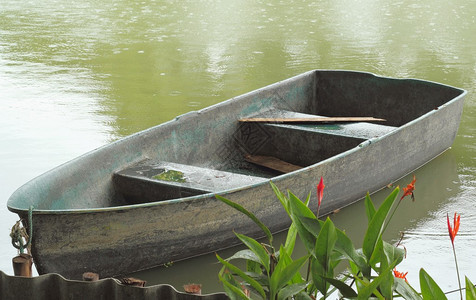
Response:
10,206,33,254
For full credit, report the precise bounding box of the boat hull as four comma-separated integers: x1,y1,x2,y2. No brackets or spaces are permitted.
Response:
8,70,466,279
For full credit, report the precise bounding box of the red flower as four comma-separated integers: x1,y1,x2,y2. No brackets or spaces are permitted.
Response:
317,177,325,211
393,268,408,283
401,175,416,201
447,212,460,245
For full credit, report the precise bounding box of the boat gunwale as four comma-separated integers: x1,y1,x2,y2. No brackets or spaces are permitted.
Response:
7,70,467,215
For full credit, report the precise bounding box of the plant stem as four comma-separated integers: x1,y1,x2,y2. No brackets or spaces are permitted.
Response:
451,243,463,300
306,258,311,282
307,205,319,284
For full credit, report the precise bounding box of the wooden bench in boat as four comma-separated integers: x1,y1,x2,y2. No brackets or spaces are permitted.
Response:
244,154,303,173
113,160,268,204
239,109,397,140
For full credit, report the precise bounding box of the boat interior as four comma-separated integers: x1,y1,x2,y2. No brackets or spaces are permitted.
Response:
114,111,394,204
112,72,464,205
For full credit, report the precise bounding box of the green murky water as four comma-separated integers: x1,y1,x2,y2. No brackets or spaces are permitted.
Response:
1,0,475,297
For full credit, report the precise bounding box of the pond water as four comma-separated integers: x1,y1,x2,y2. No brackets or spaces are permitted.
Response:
1,0,475,298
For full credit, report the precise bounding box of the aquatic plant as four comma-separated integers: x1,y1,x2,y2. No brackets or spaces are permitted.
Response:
216,177,476,299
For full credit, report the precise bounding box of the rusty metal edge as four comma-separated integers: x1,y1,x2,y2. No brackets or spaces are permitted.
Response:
0,271,228,300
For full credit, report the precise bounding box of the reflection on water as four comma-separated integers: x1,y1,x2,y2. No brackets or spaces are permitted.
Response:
1,0,475,297
4,0,473,137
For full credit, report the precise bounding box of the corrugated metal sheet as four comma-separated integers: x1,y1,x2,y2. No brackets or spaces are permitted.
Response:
0,271,229,300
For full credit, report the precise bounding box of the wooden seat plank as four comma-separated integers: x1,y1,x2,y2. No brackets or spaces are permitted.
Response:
244,154,303,174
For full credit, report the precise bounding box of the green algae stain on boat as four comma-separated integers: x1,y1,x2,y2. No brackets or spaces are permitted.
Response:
152,170,187,183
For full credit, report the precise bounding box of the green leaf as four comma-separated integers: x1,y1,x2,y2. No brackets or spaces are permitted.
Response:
362,187,400,260
324,276,358,298
287,192,318,253
347,260,367,295
349,260,359,276
367,239,405,298
226,249,261,264
284,222,298,257
382,240,405,266
376,239,393,299
369,238,404,272
419,268,447,300
332,225,370,277
351,271,367,296
216,195,273,244
246,260,262,274
288,191,316,218
314,217,337,275
466,276,476,300
245,270,269,287
270,247,309,298
299,216,367,277
278,245,305,284
217,253,266,299
394,277,422,299
220,278,251,300
311,219,339,298
357,258,399,299
368,236,384,269
294,291,314,300
300,216,323,237
311,257,328,296
270,181,291,215
303,191,312,206
235,233,270,273
277,283,309,300
330,250,345,270
275,187,302,256
218,266,250,300
364,192,376,223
